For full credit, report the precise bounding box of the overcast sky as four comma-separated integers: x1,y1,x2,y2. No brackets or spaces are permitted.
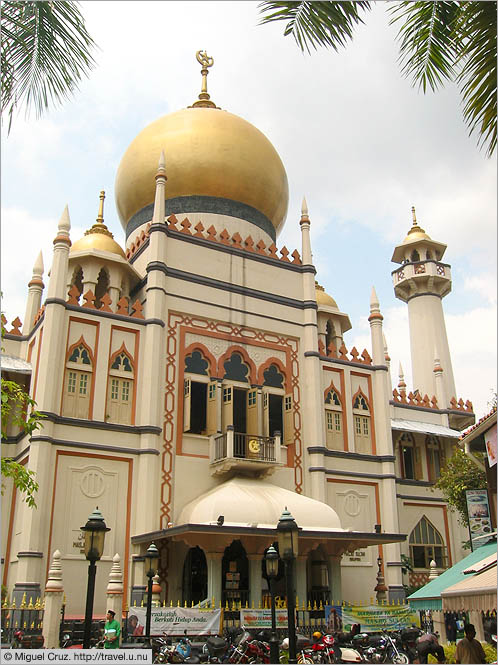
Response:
1,1,496,418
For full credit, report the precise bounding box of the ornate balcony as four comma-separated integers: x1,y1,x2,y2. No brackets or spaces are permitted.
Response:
209,426,282,477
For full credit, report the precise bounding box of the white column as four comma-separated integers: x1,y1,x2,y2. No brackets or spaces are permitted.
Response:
327,555,342,605
248,555,263,607
23,251,44,334
295,556,307,611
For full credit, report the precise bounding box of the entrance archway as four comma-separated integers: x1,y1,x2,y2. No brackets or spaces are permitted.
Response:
222,540,249,606
182,546,207,605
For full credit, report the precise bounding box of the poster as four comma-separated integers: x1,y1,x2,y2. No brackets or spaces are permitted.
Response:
128,606,223,636
240,608,290,628
466,489,492,550
325,604,420,632
484,424,497,468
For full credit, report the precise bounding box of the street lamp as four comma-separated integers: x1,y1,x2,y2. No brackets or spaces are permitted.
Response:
277,508,298,665
81,507,110,649
144,542,159,647
265,545,280,665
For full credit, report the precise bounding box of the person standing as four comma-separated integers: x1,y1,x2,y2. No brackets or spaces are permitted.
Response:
455,624,486,664
104,609,121,649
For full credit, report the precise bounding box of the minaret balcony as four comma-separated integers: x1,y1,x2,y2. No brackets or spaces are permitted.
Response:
392,260,452,301
209,428,282,478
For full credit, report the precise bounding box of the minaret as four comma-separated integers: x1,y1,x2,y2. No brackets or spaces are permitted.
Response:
391,207,456,405
23,251,44,334
300,197,326,501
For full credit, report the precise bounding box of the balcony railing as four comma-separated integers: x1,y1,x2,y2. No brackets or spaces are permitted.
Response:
210,427,282,476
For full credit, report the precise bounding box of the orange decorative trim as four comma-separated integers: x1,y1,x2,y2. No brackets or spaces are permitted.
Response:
183,342,217,378
257,357,288,389
216,345,257,383
164,313,302,528
368,313,383,322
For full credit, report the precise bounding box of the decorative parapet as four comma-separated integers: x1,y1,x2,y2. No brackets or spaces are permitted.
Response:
66,286,144,319
125,215,302,266
392,388,473,413
1,314,23,336
318,339,372,366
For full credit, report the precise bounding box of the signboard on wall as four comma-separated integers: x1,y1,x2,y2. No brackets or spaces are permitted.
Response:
240,608,290,628
129,607,223,636
466,489,492,550
325,604,420,632
484,424,497,467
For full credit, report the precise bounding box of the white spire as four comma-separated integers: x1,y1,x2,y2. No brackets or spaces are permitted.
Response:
57,205,71,236
301,196,309,220
152,151,167,224
33,250,44,277
370,285,380,312
45,550,63,592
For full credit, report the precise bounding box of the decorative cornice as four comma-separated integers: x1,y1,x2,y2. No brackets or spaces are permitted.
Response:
38,411,162,435
307,447,395,463
310,467,397,480
30,434,159,456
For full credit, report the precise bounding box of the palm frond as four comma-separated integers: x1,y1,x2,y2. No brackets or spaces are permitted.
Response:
388,1,460,92
1,1,97,131
258,1,371,55
454,1,496,156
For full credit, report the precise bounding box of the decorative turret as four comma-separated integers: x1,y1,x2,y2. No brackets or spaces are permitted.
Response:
368,286,384,365
391,207,456,404
300,196,312,265
23,251,44,334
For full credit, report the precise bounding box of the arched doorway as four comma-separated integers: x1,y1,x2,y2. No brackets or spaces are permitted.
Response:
182,546,207,606
222,540,249,606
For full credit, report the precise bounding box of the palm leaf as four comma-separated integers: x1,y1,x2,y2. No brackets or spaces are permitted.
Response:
1,1,97,131
454,1,496,156
388,1,460,93
258,1,371,55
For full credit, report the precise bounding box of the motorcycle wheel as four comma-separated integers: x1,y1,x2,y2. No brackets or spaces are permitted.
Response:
391,651,410,664
297,656,313,664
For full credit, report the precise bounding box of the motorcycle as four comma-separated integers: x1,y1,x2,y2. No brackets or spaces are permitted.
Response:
352,631,409,664
227,629,270,663
153,633,200,664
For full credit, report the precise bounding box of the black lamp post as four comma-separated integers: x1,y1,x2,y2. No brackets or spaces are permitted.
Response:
277,508,298,665
265,545,280,665
144,542,159,647
81,507,110,649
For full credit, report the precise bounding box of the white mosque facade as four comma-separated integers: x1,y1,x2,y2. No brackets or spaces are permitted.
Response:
1,57,474,617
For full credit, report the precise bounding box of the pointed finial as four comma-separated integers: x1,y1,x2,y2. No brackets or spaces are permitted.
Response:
370,286,379,311
398,362,406,393
191,50,218,109
300,196,310,225
156,151,167,179
398,362,404,379
407,205,427,237
33,251,44,277
96,190,105,224
58,205,71,234
382,333,390,362
433,347,443,373
411,206,417,226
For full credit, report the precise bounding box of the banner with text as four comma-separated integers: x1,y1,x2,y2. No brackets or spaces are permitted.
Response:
240,608,291,628
325,604,420,632
128,607,223,636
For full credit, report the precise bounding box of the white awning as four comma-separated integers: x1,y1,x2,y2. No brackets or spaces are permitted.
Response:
0,354,32,374
391,418,462,439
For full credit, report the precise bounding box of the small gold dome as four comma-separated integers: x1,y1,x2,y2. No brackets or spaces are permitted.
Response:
71,225,126,259
115,107,289,236
402,205,431,244
315,284,338,309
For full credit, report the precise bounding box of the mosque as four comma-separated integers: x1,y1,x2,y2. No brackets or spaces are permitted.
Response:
1,53,475,617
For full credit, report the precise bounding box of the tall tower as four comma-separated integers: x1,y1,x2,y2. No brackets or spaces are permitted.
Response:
391,207,456,404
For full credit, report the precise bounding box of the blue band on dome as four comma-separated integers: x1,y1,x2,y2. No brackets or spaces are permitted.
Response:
126,195,276,242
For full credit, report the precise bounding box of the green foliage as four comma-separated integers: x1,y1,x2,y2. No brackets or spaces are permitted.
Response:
258,1,497,156
433,446,487,526
1,378,45,508
1,1,97,132
428,641,497,663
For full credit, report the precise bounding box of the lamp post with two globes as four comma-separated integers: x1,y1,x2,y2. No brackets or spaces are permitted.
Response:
265,545,280,665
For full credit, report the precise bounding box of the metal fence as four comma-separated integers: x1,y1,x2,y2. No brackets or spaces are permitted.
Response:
1,593,44,645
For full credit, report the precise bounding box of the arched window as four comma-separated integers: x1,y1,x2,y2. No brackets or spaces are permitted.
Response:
325,320,335,350
324,386,343,451
352,391,371,454
409,516,447,569
62,342,92,419
95,267,110,309
71,266,83,300
426,250,432,260
182,547,207,606
426,435,444,482
106,350,134,425
399,432,422,480
183,349,216,436
410,249,420,262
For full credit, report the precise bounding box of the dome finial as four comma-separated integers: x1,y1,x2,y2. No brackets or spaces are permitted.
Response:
84,190,114,239
191,50,218,109
411,205,417,226
407,204,427,238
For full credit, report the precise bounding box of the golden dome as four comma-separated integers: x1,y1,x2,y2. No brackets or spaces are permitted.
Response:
71,230,126,258
115,107,289,238
402,205,431,244
315,284,338,309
